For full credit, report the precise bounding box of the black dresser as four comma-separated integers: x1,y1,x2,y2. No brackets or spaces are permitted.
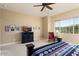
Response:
21,32,34,43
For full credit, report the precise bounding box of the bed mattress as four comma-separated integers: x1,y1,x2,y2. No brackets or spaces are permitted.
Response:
32,42,79,56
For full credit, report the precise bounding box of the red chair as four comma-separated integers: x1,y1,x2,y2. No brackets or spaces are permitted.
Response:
48,32,57,42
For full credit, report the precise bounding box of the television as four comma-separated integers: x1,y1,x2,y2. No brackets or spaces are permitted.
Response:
26,27,32,32
22,26,32,32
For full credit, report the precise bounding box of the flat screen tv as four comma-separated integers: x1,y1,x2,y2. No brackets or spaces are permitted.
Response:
22,26,32,32
26,27,32,32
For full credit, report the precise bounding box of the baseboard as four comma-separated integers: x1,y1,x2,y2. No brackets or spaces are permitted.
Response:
0,41,20,47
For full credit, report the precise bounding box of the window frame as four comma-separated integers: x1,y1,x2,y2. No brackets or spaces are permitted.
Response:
54,17,79,35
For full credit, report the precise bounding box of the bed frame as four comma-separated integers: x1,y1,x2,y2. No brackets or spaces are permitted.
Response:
26,38,62,56
26,41,59,56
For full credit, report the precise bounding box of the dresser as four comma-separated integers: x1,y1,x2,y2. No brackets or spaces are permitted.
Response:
21,32,34,43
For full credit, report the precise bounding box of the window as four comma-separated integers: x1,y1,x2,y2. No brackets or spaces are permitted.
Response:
54,17,79,34
74,18,79,34
55,21,61,33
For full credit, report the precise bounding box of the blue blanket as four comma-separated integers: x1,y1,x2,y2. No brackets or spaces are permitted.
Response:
32,42,79,56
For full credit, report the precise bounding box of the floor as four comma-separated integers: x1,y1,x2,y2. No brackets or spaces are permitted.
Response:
0,39,52,56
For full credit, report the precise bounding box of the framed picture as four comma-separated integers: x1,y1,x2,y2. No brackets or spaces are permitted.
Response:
5,24,21,32
5,26,9,32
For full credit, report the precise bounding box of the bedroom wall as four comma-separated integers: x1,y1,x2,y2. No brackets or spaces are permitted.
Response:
42,16,48,39
42,16,53,40
1,8,42,44
0,8,2,44
51,8,79,44
48,16,53,32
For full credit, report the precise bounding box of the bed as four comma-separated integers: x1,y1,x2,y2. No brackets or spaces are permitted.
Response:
29,41,79,56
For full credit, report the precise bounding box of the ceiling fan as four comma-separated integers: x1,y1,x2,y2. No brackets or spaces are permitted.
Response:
34,3,56,11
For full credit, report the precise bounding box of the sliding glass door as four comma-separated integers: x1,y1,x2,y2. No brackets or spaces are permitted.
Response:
74,18,79,34
54,17,79,34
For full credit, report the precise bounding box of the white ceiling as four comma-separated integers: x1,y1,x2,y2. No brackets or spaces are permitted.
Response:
0,3,79,17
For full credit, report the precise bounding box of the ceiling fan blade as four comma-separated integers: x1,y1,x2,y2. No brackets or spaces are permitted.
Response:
41,6,45,11
43,3,55,5
46,5,53,10
48,3,56,5
34,5,42,7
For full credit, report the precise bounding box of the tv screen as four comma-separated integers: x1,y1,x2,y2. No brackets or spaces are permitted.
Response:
22,26,32,32
27,27,32,32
